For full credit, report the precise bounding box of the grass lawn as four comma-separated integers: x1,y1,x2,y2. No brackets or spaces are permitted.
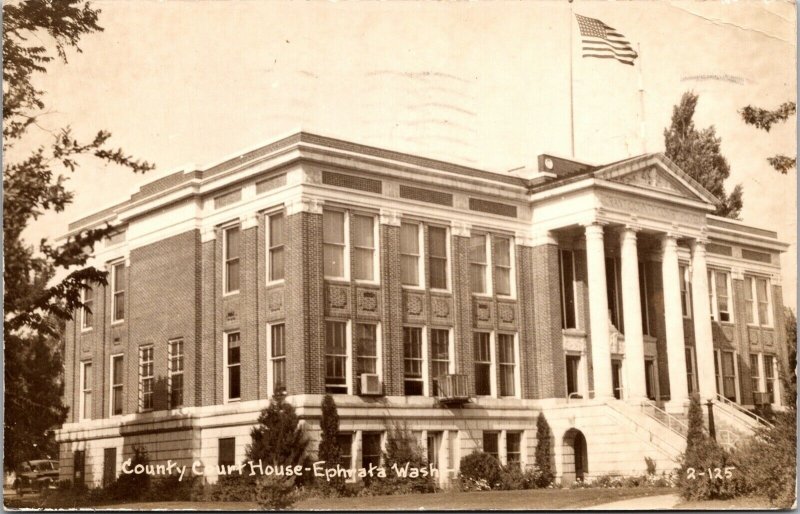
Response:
674,496,776,510
9,487,673,510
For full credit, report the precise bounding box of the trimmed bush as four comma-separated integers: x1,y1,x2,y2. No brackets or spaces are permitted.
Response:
459,451,503,490
208,473,257,502
735,410,796,508
255,475,297,509
534,413,555,487
365,422,436,495
316,394,346,496
678,396,745,500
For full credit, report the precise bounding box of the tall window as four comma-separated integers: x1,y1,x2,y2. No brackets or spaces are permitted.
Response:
427,432,442,470
323,210,346,278
139,346,154,411
400,222,421,286
639,261,653,334
745,276,772,327
224,226,240,293
226,332,241,401
708,269,731,322
469,234,488,294
270,324,286,394
483,432,499,461
606,258,624,332
685,347,697,395
428,226,448,290
268,212,285,282
82,286,93,330
337,433,353,469
559,250,577,329
474,332,492,396
361,432,382,469
169,339,184,408
506,432,522,469
353,214,376,281
430,329,450,395
110,355,123,416
720,350,736,402
750,354,761,394
679,264,692,318
356,323,378,379
763,355,776,403
498,334,516,397
403,327,424,395
112,262,125,322
494,236,512,296
325,321,348,394
80,361,92,420
218,438,235,467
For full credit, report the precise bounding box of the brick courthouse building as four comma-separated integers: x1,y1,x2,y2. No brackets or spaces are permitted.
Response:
57,132,790,487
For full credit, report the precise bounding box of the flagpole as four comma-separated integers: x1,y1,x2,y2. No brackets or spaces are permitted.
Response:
637,42,646,154
569,0,575,158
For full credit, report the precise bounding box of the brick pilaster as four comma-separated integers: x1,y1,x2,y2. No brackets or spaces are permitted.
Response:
451,233,474,394
380,222,404,396
531,243,566,398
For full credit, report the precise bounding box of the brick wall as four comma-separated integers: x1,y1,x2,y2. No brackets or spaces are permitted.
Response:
450,233,473,394
530,243,566,398
284,211,325,394
129,230,200,413
380,224,404,396
517,245,537,398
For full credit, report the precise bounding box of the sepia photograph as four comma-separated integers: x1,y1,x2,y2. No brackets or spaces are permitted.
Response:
2,0,797,510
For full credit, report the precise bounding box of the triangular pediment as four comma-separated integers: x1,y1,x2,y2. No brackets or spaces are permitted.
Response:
595,154,719,206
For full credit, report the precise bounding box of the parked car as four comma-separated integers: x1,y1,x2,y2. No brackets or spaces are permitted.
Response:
14,460,59,495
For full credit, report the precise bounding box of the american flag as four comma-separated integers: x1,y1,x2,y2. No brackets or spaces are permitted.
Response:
575,14,638,66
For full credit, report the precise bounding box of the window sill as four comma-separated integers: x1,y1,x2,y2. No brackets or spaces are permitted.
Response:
354,279,380,287
265,279,285,288
111,320,125,326
429,288,451,295
471,292,492,299
223,291,240,297
80,327,94,333
747,324,774,330
496,294,516,301
324,277,350,284
224,398,241,404
401,284,425,291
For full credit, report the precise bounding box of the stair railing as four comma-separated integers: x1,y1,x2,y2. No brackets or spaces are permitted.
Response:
715,393,774,429
640,399,689,438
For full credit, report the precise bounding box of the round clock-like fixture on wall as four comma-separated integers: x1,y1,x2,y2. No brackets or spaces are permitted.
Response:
544,157,554,170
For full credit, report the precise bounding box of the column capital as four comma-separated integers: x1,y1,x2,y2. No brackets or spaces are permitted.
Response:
451,221,471,238
240,212,259,230
286,196,324,216
201,226,217,243
661,232,679,251
582,221,606,240
379,208,401,227
690,237,708,252
619,225,640,245
532,230,558,246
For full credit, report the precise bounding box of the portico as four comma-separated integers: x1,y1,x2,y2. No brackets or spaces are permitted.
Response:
530,154,721,411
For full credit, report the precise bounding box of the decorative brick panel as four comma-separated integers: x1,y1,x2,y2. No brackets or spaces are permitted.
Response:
399,184,453,206
468,197,517,218
741,248,771,264
322,170,382,194
256,174,286,194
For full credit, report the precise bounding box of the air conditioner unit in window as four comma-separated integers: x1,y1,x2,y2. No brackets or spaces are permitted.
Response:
360,374,382,396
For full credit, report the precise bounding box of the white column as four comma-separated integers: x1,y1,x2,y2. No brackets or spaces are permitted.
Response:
662,233,689,407
620,227,647,401
690,239,717,401
584,223,614,399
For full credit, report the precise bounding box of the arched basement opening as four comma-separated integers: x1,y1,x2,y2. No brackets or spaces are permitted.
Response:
562,428,588,485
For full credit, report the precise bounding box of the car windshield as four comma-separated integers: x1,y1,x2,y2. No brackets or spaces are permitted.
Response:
32,462,53,471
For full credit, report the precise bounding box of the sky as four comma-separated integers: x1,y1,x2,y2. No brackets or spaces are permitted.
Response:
17,0,797,308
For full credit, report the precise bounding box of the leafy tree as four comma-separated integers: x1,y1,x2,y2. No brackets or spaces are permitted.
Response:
4,329,67,469
534,412,554,487
3,0,153,468
664,91,743,218
317,394,345,494
246,393,310,485
782,307,797,406
685,393,705,455
739,102,796,173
